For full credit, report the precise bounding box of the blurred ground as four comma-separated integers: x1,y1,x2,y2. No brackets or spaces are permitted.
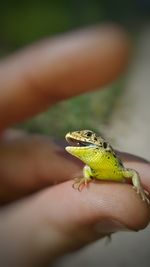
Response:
52,25,150,267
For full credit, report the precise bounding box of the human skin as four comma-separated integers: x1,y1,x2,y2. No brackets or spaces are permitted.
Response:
0,25,149,267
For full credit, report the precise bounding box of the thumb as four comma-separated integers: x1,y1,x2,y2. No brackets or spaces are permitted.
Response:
0,178,149,267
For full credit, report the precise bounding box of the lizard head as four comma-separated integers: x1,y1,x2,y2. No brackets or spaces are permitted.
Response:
65,130,110,166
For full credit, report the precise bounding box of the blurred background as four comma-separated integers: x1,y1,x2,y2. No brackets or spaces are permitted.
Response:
0,1,150,267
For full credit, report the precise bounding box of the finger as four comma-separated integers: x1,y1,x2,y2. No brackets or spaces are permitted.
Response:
117,150,150,164
0,179,149,267
0,25,130,129
0,135,81,203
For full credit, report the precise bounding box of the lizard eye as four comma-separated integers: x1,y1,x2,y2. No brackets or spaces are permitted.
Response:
103,142,108,149
86,131,92,137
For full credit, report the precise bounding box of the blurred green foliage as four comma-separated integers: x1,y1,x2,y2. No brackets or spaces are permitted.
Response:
0,2,71,49
0,0,148,52
19,82,124,137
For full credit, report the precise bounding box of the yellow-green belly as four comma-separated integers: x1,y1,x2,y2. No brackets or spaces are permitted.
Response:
93,168,124,182
90,153,125,182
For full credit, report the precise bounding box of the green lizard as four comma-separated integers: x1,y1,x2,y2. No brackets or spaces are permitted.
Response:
65,130,150,204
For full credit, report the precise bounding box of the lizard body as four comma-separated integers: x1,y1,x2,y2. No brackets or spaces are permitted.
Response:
65,130,150,204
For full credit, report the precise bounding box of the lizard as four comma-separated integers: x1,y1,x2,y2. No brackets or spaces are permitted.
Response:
65,130,150,205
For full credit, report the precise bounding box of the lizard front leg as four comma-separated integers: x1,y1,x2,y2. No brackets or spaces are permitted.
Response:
73,165,93,191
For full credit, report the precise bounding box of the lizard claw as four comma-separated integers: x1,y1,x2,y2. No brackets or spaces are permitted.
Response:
132,186,150,205
144,189,149,196
72,177,89,191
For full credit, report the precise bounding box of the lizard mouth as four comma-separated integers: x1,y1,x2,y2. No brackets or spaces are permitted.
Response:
66,137,92,147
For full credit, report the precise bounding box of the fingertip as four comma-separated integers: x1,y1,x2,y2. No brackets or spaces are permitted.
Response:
43,180,150,232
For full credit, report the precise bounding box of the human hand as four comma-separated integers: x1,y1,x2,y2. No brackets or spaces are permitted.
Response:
0,25,149,267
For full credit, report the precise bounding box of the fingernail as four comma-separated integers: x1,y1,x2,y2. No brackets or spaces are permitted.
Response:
94,219,131,235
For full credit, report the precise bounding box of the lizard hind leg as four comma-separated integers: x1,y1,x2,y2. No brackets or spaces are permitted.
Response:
72,165,93,191
123,169,150,205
